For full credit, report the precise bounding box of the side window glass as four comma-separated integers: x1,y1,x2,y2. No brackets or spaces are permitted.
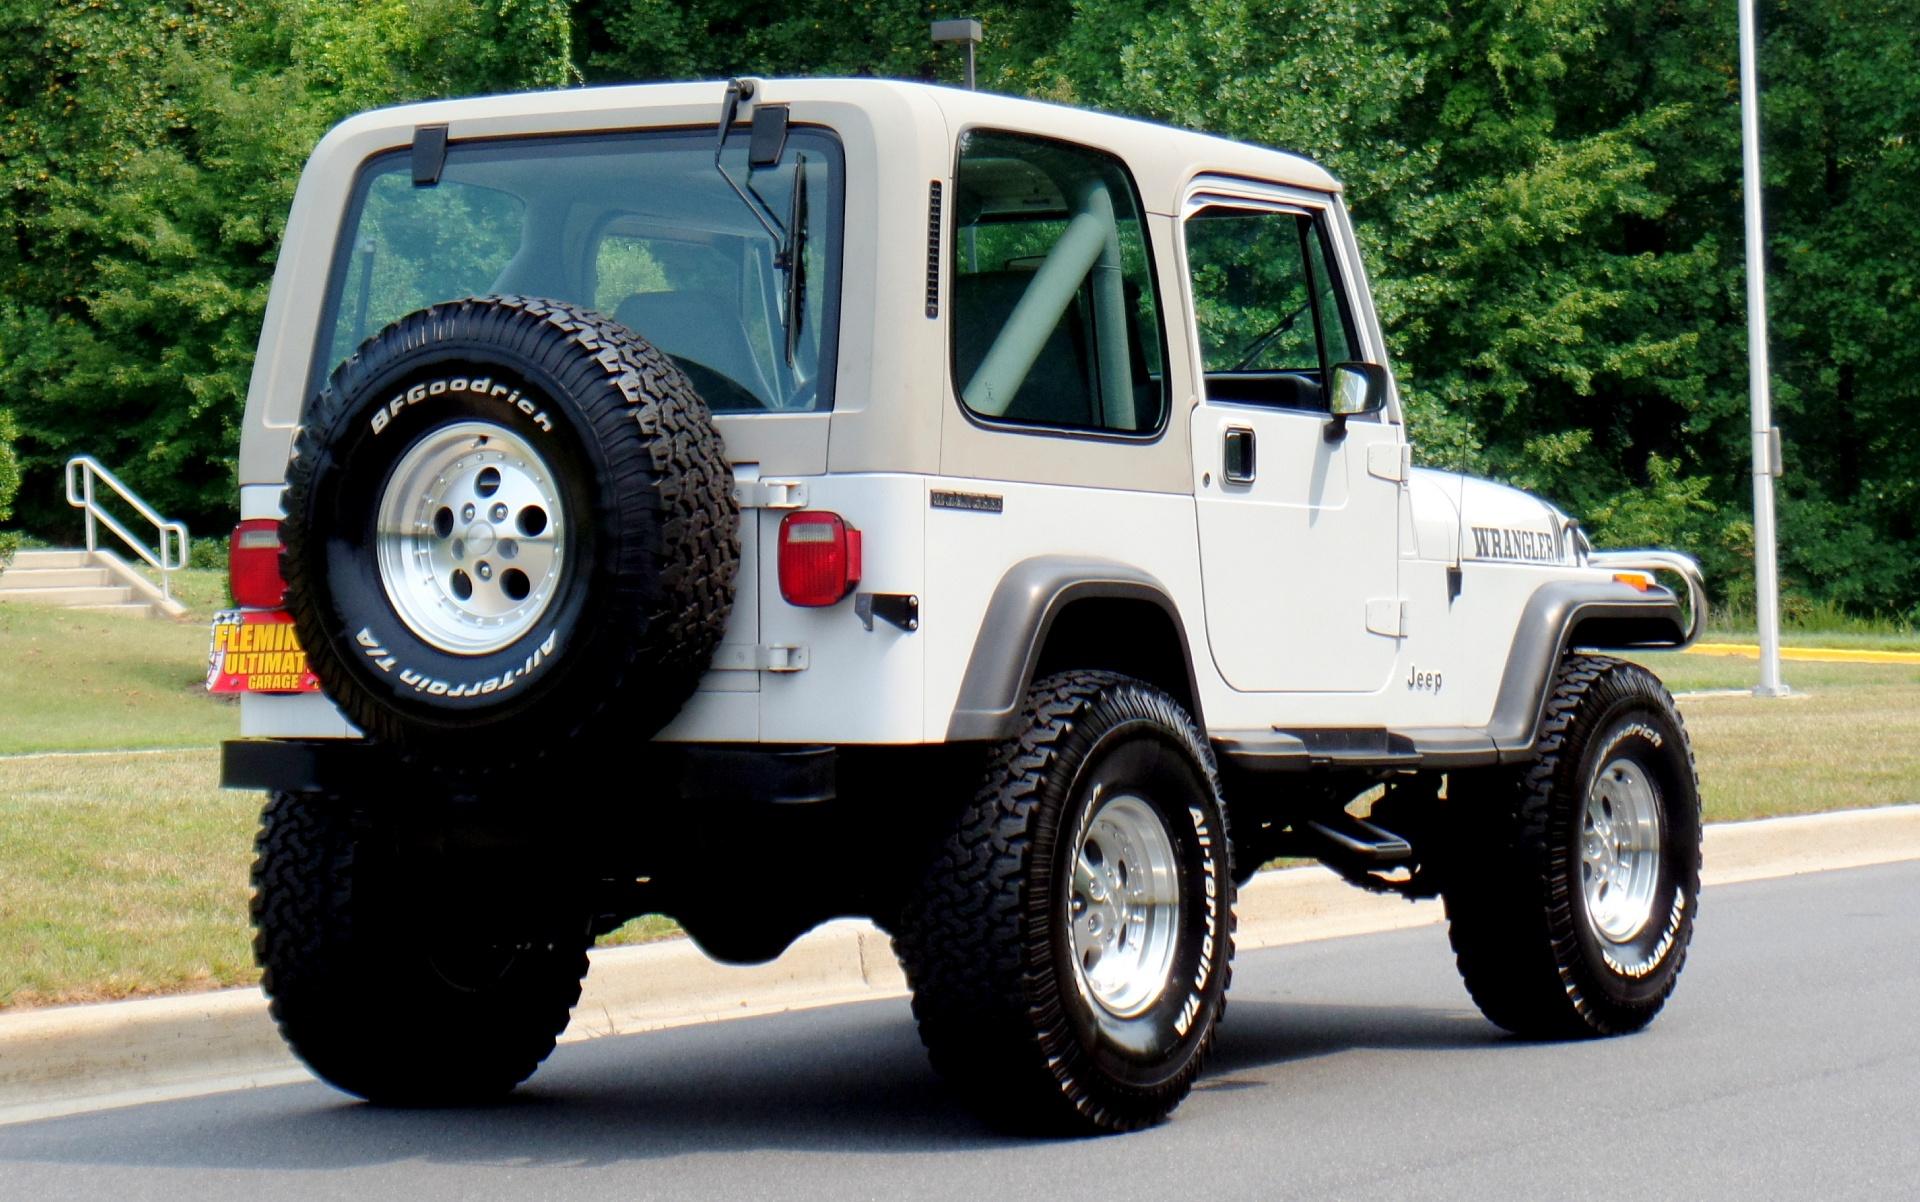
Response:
1185,204,1356,411
1304,224,1355,367
951,130,1165,434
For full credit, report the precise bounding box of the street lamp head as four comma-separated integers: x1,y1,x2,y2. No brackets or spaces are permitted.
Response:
931,17,983,90
931,18,983,46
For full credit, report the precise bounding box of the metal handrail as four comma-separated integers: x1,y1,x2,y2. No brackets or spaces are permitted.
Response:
62,456,191,600
1586,549,1708,647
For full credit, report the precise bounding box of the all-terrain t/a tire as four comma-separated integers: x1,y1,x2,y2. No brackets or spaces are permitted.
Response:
894,671,1235,1135
282,295,737,764
250,791,590,1103
1443,655,1701,1038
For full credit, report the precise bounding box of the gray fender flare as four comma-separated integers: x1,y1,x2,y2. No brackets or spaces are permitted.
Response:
944,556,1201,743
1488,579,1691,759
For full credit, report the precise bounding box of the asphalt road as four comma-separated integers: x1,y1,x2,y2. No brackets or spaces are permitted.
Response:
3,861,1916,1201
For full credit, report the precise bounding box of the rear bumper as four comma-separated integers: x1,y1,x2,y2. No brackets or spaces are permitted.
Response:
220,739,837,805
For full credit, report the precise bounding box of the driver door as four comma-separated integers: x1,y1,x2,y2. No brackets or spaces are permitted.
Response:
1184,188,1404,694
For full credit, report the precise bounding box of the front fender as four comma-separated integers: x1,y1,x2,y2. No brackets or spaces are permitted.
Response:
1489,575,1698,759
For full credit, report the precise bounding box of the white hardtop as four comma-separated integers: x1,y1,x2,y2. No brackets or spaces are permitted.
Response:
314,77,1342,209
239,76,1340,496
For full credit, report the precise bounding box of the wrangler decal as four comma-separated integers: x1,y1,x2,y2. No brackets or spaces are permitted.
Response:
1469,525,1561,563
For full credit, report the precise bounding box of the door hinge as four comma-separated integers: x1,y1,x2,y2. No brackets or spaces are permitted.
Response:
1367,443,1411,483
735,478,809,509
1365,598,1406,638
712,643,810,673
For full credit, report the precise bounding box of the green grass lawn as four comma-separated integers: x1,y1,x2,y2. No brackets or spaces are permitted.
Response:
1641,652,1920,821
0,593,1912,1008
0,597,238,754
0,750,257,1007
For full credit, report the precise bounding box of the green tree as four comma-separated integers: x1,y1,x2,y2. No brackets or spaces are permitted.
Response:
1,0,1911,613
574,0,1076,89
0,0,572,541
1014,0,1917,615
0,408,20,566
1758,0,1920,614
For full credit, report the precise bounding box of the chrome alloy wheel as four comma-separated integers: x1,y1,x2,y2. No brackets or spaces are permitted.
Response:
1068,792,1181,1019
375,421,566,656
1580,755,1665,943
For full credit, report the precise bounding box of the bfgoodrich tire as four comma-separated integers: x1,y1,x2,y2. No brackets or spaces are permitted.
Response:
1443,655,1701,1038
249,791,590,1103
282,294,737,764
894,671,1234,1135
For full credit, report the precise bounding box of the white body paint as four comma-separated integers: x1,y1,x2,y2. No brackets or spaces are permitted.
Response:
236,80,1692,752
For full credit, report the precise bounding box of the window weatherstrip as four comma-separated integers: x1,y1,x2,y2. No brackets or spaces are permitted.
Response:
1297,216,1332,380
1179,179,1395,421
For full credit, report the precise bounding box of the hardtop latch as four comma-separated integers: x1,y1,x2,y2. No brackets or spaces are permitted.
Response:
735,478,809,509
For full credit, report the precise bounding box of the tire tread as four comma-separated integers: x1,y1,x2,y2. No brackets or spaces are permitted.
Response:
1444,654,1700,1038
281,295,737,769
892,670,1234,1134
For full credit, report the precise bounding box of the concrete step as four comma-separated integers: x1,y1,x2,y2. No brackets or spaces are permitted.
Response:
0,567,114,590
6,549,92,570
72,602,162,618
0,548,188,620
0,585,135,607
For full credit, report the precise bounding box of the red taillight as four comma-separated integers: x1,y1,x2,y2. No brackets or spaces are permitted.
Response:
230,519,286,608
778,511,862,607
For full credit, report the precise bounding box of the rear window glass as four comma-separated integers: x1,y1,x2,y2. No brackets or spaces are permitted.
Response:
316,127,844,414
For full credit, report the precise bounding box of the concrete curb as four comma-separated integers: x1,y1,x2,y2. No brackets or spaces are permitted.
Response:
5,804,1918,1124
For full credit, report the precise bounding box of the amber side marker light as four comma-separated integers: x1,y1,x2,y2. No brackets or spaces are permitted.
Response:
778,510,863,606
1613,571,1656,592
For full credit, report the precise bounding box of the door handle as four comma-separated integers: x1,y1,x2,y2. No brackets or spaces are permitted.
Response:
1223,426,1256,484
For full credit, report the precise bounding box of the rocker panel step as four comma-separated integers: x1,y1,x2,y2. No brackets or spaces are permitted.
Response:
1302,815,1414,863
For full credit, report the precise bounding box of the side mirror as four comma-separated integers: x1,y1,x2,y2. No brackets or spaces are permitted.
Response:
1325,361,1389,441
1330,361,1389,417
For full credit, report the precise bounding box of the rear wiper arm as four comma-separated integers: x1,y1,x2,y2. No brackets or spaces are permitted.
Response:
713,79,786,250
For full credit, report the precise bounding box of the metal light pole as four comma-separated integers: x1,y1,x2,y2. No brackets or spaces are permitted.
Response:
932,18,982,90
1739,0,1789,697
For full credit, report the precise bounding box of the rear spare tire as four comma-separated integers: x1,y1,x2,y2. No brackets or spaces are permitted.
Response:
282,295,737,762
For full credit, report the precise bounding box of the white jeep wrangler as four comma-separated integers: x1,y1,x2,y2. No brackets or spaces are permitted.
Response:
220,78,1707,1134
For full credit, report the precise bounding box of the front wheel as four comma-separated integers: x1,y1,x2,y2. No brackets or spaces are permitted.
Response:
894,671,1234,1134
1443,655,1701,1038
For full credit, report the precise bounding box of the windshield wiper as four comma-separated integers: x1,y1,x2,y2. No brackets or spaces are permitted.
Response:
1230,300,1310,371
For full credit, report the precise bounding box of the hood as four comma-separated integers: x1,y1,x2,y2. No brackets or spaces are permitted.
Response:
1407,468,1580,566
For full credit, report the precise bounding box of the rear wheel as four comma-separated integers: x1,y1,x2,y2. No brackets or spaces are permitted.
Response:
250,791,590,1103
894,671,1234,1134
1443,655,1700,1038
